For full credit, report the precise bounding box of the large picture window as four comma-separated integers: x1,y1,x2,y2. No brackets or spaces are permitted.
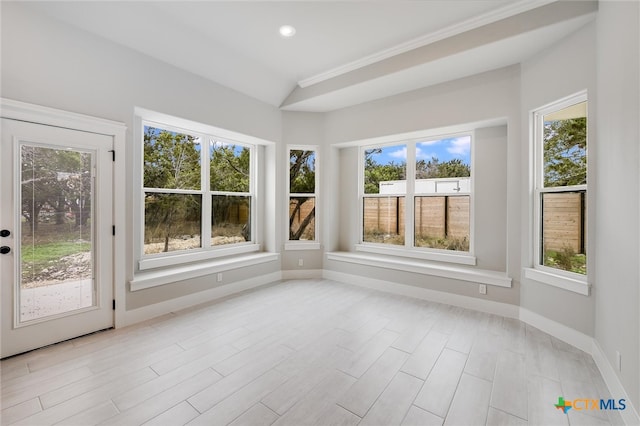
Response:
534,94,587,276
361,135,472,257
142,121,255,263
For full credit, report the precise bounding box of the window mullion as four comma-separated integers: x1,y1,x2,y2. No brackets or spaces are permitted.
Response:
202,138,212,249
405,143,416,248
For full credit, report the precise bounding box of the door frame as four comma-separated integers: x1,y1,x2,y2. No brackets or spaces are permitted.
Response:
1,98,127,329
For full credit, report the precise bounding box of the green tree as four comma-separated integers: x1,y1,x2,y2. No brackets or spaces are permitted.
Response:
543,117,587,187
416,157,470,179
210,142,250,192
21,146,90,234
289,150,316,240
144,127,201,252
364,148,405,194
210,142,252,241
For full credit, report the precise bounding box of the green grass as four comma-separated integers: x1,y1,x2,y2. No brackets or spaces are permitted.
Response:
544,247,586,275
21,241,90,280
415,235,469,251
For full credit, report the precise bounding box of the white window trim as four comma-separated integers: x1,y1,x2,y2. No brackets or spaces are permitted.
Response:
528,91,589,295
131,252,278,291
357,131,475,266
285,145,320,249
134,107,272,273
328,252,509,288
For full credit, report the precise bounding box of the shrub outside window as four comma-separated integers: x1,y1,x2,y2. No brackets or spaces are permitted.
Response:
534,95,587,276
143,123,254,258
361,136,472,253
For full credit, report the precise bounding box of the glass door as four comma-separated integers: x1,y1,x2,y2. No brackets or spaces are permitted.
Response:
1,118,113,358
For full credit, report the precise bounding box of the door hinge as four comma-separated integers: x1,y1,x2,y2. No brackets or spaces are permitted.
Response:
112,300,116,310
108,150,115,161
112,225,115,236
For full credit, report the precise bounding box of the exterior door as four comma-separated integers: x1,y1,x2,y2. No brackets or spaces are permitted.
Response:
1,118,114,358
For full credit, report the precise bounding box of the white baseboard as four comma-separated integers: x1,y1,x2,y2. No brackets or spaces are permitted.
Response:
281,269,324,280
592,340,640,426
119,271,282,327
519,307,593,353
323,270,520,319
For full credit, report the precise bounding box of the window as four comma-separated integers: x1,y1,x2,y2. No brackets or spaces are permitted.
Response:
141,120,256,266
287,148,318,244
360,135,472,259
533,94,587,277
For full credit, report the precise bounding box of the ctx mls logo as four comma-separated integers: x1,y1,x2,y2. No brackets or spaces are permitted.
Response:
555,397,572,413
554,396,626,414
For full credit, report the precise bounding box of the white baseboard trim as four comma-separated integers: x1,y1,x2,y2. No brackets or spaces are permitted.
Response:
592,340,640,426
323,270,520,319
281,269,324,280
518,307,593,354
119,271,282,327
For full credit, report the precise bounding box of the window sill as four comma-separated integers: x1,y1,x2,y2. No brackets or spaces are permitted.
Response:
130,252,279,291
523,267,590,296
284,242,321,251
355,244,476,266
327,251,511,288
139,243,260,271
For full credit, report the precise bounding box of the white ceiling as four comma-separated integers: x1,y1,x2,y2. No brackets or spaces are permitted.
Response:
20,1,596,112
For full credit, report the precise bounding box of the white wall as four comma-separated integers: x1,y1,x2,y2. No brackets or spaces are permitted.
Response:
325,67,520,305
281,112,325,272
594,0,640,411
1,3,283,312
519,21,597,336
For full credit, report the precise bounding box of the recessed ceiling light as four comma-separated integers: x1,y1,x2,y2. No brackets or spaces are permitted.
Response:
279,25,296,38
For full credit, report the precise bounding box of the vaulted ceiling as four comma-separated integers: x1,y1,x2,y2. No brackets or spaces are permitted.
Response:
20,1,597,112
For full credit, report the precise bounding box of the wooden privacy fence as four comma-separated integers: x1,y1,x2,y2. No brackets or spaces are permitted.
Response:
363,196,470,238
415,196,469,239
542,191,585,253
219,201,249,224
363,192,584,252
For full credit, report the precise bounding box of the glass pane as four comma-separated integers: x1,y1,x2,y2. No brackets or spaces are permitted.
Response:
289,197,315,240
541,191,586,274
212,195,251,245
416,136,471,180
20,145,94,322
364,145,406,194
290,150,316,193
543,102,587,187
144,126,201,190
415,196,470,251
210,141,250,192
144,193,202,254
363,196,405,245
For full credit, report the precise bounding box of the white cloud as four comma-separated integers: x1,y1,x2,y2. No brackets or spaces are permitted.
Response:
388,147,407,160
446,136,471,157
416,146,437,160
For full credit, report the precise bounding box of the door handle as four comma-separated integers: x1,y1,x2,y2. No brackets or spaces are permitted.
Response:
0,230,9,237
0,246,10,254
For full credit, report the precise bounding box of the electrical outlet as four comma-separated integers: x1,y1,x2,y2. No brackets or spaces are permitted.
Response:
479,284,487,295
298,258,304,267
616,351,622,372
217,273,223,282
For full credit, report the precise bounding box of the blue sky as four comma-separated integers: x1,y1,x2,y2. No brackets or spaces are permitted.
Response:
371,136,471,165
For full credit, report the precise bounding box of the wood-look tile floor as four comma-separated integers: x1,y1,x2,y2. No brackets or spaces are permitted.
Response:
0,279,624,426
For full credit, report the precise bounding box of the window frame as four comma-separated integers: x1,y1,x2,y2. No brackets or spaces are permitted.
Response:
356,132,476,266
285,145,320,250
135,110,263,272
528,91,590,294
